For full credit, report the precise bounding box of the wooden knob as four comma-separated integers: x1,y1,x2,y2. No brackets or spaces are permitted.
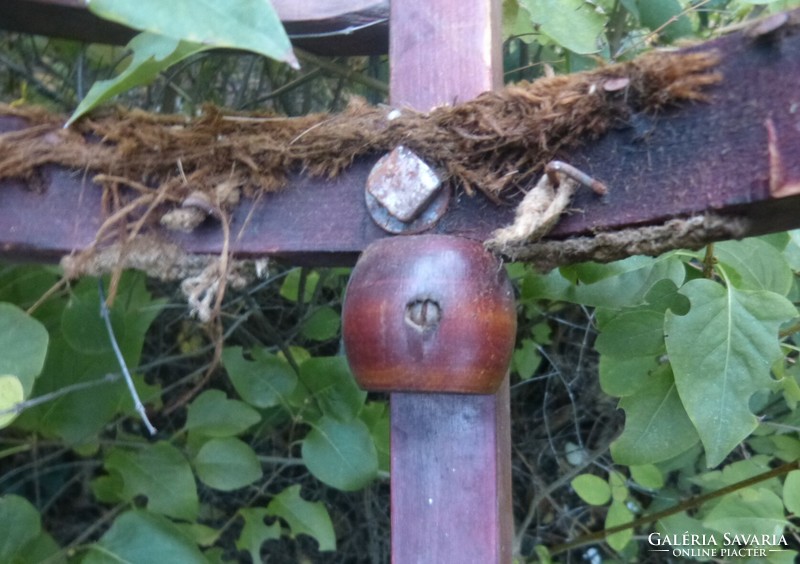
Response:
342,235,516,394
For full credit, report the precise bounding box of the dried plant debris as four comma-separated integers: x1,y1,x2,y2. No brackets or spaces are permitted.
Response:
0,50,721,279
492,215,751,272
1,50,719,204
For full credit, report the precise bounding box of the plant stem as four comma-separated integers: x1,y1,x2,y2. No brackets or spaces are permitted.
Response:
548,460,800,556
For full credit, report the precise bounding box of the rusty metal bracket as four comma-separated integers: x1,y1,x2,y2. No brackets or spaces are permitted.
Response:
365,145,451,234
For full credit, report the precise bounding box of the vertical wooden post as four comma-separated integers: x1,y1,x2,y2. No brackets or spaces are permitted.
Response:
343,236,515,564
358,2,511,561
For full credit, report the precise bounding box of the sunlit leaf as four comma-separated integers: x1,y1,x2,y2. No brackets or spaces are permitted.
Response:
0,375,23,429
280,269,319,304
629,464,664,490
0,302,49,396
715,238,794,295
88,0,297,66
605,499,634,552
67,33,210,125
571,474,611,506
521,0,606,54
266,485,335,551
665,280,795,466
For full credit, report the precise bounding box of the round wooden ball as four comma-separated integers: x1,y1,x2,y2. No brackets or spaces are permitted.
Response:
342,234,516,394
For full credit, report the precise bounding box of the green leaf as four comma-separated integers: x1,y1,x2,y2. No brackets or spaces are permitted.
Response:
222,346,297,409
599,355,660,397
571,474,611,506
608,470,628,503
783,470,800,516
83,510,207,564
236,508,281,563
88,0,297,67
0,302,49,396
513,339,542,380
17,273,163,443
703,488,787,539
0,375,24,429
605,499,634,552
185,390,261,437
637,0,693,42
611,365,700,465
301,307,341,342
0,495,41,563
629,464,664,490
300,356,366,422
595,308,665,357
280,269,319,304
521,0,606,54
266,485,336,551
104,442,198,520
526,256,685,309
665,280,795,466
67,33,210,125
359,401,390,473
302,415,378,491
61,286,126,356
715,238,794,295
193,437,262,491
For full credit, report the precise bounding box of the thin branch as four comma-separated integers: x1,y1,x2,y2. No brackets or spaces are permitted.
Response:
0,373,120,418
97,280,157,435
548,460,800,556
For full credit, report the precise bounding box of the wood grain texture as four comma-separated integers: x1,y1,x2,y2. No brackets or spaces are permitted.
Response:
342,235,516,394
385,1,514,563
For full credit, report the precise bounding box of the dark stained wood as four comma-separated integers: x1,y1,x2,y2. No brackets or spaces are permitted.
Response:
550,21,800,239
385,1,514,563
390,383,513,563
0,0,389,55
3,13,800,265
342,235,516,394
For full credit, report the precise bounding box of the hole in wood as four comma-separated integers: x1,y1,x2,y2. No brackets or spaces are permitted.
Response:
404,298,441,331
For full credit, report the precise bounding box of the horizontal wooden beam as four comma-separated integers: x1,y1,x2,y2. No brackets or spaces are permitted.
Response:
0,0,389,55
1,13,800,268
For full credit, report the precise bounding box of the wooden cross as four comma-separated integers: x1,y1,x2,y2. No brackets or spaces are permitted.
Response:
2,2,800,562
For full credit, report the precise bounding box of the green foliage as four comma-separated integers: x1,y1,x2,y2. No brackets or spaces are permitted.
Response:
69,0,296,124
83,510,207,563
66,34,212,126
266,485,336,551
194,437,263,491
520,0,606,54
0,302,48,398
99,442,199,520
665,278,794,466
